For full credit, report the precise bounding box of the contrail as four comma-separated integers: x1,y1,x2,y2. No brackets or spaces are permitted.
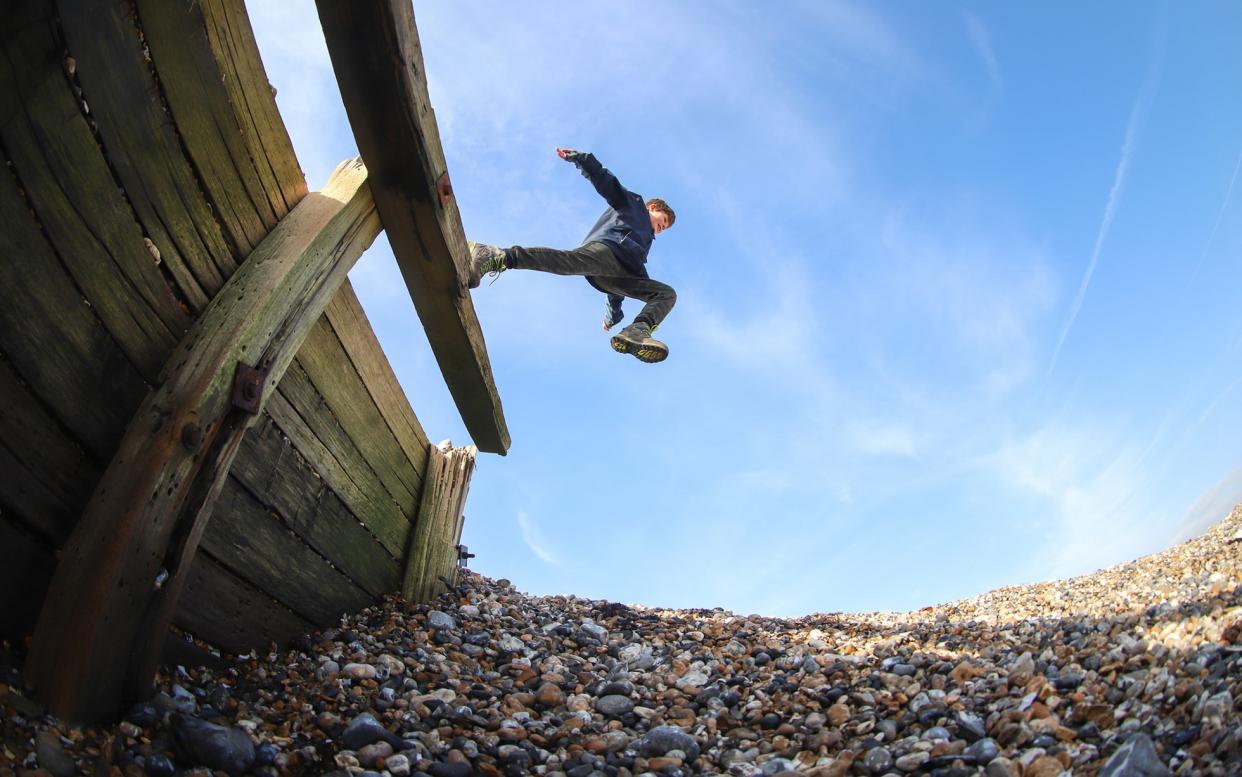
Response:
1048,84,1155,375
1189,145,1242,285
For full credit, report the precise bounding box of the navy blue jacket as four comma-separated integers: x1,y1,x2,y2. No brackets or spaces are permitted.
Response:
571,153,654,278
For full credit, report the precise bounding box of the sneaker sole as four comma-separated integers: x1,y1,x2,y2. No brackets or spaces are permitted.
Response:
610,335,668,363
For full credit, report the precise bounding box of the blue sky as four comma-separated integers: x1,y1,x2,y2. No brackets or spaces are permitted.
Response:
249,1,1242,615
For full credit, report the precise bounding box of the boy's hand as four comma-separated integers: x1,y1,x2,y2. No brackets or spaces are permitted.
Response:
556,147,580,161
602,319,614,332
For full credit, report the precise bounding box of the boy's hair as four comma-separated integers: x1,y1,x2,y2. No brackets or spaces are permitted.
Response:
646,198,676,226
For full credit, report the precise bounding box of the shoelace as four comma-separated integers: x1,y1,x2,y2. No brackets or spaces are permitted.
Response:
485,257,504,285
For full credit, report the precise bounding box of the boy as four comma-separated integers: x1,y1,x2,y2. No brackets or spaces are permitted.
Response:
467,147,677,363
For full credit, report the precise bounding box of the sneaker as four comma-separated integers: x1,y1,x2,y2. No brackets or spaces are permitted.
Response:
467,241,506,288
610,322,669,363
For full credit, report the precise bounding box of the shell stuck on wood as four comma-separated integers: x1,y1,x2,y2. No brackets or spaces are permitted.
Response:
144,237,162,264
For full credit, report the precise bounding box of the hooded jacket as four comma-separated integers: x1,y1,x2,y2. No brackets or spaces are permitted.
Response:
570,152,654,278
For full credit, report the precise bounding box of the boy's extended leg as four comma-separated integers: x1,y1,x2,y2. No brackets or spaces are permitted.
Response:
468,241,628,288
592,276,677,363
503,243,629,276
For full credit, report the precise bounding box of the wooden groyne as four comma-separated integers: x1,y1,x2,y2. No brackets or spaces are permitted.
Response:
0,0,504,721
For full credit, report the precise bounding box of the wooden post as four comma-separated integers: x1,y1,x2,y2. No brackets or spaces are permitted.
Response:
402,441,477,602
24,159,380,723
315,0,511,455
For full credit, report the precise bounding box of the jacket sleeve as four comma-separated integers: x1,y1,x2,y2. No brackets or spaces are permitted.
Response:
572,152,630,211
604,294,625,327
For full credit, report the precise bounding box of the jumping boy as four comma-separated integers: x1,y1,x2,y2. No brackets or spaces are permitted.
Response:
467,147,677,363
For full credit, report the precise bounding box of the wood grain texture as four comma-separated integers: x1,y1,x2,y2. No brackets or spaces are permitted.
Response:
295,315,421,510
0,1,190,377
135,0,285,255
196,0,306,215
402,442,476,601
0,357,99,546
176,551,313,655
325,283,430,476
315,0,510,454
201,478,374,625
0,154,149,462
57,0,232,308
265,387,411,560
231,415,402,597
24,160,379,722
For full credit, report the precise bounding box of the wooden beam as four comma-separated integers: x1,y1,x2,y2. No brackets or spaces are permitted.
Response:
314,0,511,455
402,441,477,602
24,159,380,723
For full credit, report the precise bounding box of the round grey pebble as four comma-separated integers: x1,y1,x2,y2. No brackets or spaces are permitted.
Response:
595,694,635,716
637,725,701,760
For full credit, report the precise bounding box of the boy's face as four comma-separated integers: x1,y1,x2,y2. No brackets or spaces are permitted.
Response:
648,206,672,235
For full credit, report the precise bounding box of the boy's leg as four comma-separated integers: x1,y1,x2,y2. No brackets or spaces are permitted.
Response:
592,276,677,329
504,242,628,277
592,276,677,363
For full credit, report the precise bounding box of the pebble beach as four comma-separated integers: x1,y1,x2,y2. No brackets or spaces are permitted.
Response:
3,506,1240,776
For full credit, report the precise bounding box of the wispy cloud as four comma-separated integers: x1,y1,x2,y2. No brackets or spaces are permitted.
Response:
516,511,560,566
989,422,1166,578
961,11,1002,90
1049,72,1159,373
848,420,916,458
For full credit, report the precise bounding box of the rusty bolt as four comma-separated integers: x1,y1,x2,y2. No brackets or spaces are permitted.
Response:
241,380,260,401
180,423,202,450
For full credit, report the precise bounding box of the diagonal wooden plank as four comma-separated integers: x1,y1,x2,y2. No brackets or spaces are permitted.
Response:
0,152,148,462
196,0,307,216
325,283,431,477
176,552,313,655
134,0,304,256
0,1,191,365
265,387,411,559
24,159,380,723
314,0,510,455
57,0,232,307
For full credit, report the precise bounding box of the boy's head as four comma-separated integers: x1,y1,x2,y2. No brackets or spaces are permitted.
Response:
646,198,676,235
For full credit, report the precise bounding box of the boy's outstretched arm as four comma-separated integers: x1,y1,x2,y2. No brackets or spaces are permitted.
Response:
556,147,629,211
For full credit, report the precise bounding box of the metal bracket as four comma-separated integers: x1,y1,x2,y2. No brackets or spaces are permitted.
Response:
231,362,266,415
457,544,475,569
437,171,453,208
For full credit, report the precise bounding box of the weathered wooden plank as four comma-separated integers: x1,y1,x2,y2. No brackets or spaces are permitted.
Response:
197,0,307,215
57,0,232,307
315,0,510,455
233,414,326,530
201,478,374,625
403,442,476,601
325,283,431,479
232,415,402,597
176,551,313,655
266,387,411,559
0,357,99,545
0,2,190,375
25,160,379,722
135,0,283,255
325,285,430,472
0,156,149,462
296,315,421,510
0,520,54,642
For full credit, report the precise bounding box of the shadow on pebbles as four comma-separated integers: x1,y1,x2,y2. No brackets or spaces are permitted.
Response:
3,507,1242,776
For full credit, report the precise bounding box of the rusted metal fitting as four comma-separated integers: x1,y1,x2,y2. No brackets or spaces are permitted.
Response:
180,423,202,450
437,171,453,207
231,362,266,415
